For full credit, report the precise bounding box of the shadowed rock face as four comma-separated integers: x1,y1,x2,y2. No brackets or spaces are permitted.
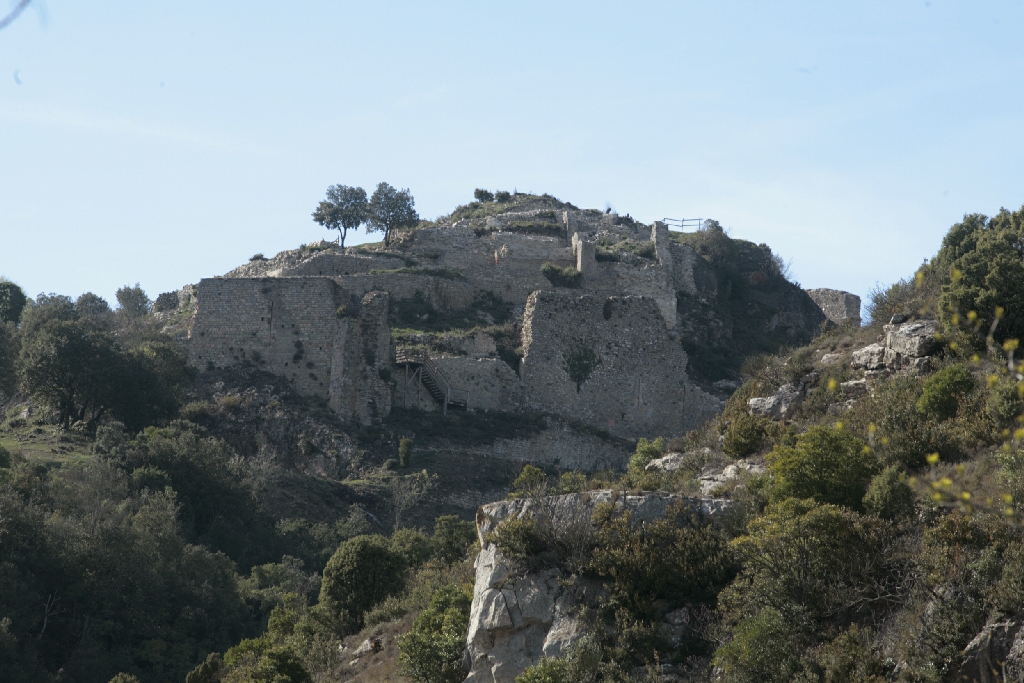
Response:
465,491,734,683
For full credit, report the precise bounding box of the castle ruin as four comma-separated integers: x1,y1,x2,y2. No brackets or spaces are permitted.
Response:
184,197,859,452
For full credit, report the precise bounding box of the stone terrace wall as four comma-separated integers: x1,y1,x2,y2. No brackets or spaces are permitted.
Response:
519,291,719,439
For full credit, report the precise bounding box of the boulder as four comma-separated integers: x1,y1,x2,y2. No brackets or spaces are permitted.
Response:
958,616,1024,683
748,383,803,419
885,320,941,358
645,448,714,473
820,352,843,366
851,344,886,370
840,379,868,397
697,461,766,496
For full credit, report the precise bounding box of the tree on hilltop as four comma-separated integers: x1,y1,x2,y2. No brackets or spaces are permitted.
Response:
0,279,27,324
312,184,368,248
367,182,419,247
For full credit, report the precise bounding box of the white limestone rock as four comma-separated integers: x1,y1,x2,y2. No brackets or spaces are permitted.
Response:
747,382,804,419
885,320,941,358
851,343,886,370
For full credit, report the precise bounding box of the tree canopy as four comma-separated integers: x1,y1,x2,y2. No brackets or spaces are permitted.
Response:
937,206,1024,343
0,279,27,324
367,182,419,247
311,184,368,248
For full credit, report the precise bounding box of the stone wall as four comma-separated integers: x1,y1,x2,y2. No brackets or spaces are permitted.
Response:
432,357,523,412
187,278,392,425
806,288,862,327
520,291,719,439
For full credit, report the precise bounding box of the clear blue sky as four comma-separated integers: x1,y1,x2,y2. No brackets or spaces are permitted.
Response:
2,1,1022,314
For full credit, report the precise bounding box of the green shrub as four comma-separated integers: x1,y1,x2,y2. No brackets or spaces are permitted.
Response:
989,541,1024,615
108,675,141,683
515,658,568,683
185,653,224,683
474,188,494,202
714,608,804,683
988,380,1024,427
250,253,266,261
399,585,472,683
588,500,734,618
541,262,582,288
390,528,433,568
721,499,897,627
561,340,598,392
862,466,916,521
766,426,879,511
626,437,664,487
917,364,975,421
318,535,406,634
0,445,10,469
249,646,312,683
399,437,414,467
938,207,1024,344
487,518,546,562
431,515,477,565
723,414,772,458
510,464,548,499
495,190,512,203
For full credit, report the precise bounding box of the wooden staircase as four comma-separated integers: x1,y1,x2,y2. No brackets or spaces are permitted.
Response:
396,348,468,414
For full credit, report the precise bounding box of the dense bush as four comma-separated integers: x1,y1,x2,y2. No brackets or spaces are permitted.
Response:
988,379,1024,427
862,465,917,521
916,364,976,421
318,535,406,634
540,262,582,288
723,414,773,458
399,437,414,467
0,459,250,683
398,585,472,683
714,607,805,683
720,499,899,628
589,501,734,619
431,515,477,565
937,207,1024,344
766,426,879,510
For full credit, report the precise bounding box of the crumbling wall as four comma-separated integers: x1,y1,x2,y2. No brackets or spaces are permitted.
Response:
806,288,862,327
431,357,523,412
520,291,719,439
188,278,392,425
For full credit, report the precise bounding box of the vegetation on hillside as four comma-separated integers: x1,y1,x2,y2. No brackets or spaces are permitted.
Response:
8,198,1024,683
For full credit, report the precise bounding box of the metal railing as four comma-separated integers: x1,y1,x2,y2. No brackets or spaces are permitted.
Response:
662,218,706,232
396,348,468,413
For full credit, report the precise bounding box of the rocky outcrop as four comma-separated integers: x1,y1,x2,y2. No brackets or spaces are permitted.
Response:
748,382,804,419
466,492,733,683
850,320,941,374
957,616,1024,683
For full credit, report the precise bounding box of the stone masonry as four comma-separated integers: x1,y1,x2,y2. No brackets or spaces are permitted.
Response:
520,291,719,438
188,277,392,425
185,200,859,451
807,288,862,328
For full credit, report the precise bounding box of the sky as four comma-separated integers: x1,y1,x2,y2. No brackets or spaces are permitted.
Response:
1,1,1023,316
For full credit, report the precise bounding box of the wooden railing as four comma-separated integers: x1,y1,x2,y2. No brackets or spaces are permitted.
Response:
396,348,468,413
